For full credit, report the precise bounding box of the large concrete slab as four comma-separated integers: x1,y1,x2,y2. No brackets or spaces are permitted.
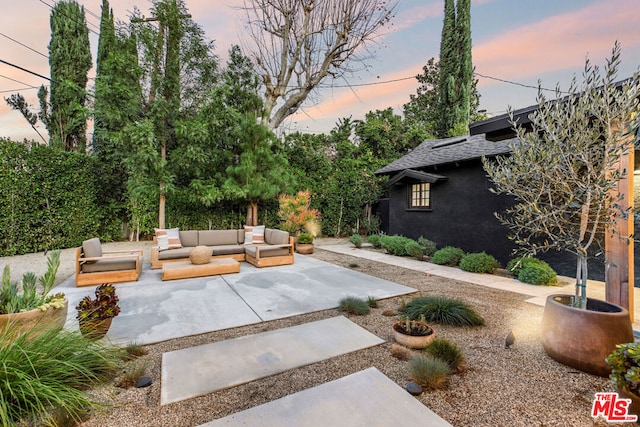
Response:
200,367,453,427
225,255,416,320
57,255,415,345
161,316,384,405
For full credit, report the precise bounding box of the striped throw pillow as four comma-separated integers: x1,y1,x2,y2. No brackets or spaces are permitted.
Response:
155,228,183,251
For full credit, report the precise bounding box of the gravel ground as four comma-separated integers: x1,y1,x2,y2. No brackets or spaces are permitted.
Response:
0,242,630,426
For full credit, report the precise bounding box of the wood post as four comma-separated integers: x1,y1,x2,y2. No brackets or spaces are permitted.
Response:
605,133,634,320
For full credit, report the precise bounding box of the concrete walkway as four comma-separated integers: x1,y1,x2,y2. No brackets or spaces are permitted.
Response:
314,239,640,327
201,367,453,427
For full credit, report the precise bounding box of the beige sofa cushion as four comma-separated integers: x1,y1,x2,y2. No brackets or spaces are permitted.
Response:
179,230,199,247
82,238,102,264
199,230,239,246
81,258,136,273
265,228,290,245
210,245,245,256
158,247,193,260
244,245,290,258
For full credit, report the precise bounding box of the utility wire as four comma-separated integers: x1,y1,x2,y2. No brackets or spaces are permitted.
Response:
0,32,48,59
0,73,40,88
473,72,565,94
0,87,40,94
0,58,53,83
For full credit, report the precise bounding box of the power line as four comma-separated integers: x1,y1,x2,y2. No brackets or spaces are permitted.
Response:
0,32,48,59
0,58,53,83
0,87,40,94
473,72,564,94
0,73,40,88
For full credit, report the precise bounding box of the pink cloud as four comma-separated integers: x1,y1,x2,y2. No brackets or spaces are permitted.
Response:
473,0,640,86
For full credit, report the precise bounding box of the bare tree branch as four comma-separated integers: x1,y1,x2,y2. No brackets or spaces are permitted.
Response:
241,0,396,129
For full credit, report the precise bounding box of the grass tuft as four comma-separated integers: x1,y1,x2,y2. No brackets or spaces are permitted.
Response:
407,354,451,389
390,343,414,361
366,296,378,308
117,361,149,388
0,326,122,425
424,338,465,372
122,342,148,360
401,295,485,326
338,297,371,315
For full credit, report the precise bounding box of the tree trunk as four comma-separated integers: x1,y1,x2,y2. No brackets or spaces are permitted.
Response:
246,201,258,226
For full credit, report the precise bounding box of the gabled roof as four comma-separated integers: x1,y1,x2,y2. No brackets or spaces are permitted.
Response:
385,169,448,187
375,133,517,175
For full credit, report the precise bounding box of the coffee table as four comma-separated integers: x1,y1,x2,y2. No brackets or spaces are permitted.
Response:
161,258,240,281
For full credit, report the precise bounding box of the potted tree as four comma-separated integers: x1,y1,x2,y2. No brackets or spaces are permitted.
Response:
76,283,121,340
483,43,639,376
296,232,314,254
0,250,67,339
606,342,640,416
392,318,435,349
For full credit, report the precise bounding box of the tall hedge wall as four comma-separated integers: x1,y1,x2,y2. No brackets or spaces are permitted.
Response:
0,139,102,256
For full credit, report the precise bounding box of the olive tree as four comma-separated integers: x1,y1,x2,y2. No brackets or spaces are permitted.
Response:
483,42,639,307
240,0,397,130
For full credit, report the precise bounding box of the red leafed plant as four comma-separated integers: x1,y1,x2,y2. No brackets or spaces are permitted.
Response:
278,190,320,235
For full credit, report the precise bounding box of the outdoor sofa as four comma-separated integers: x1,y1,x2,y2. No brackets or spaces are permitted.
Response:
150,227,294,269
75,238,142,287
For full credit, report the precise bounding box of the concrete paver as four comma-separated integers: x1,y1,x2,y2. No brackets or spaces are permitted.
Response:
199,367,453,427
161,316,385,405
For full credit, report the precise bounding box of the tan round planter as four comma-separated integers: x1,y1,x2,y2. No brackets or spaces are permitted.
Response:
296,243,314,254
541,294,634,377
78,317,113,340
0,299,68,340
392,321,435,349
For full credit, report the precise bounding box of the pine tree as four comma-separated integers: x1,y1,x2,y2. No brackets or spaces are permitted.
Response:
224,115,293,226
48,0,92,151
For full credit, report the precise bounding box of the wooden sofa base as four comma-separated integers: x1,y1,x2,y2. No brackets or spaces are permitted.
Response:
76,269,140,287
245,253,294,268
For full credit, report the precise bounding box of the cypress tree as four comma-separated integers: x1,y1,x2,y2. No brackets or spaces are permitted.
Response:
48,0,92,151
437,0,456,137
456,0,472,130
436,0,473,137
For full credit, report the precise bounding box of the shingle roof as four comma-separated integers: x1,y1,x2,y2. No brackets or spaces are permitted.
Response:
375,133,517,175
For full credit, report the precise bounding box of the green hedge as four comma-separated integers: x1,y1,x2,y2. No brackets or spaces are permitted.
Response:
0,140,102,255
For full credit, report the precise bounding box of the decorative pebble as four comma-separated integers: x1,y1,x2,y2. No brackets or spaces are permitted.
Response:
136,376,153,388
406,381,423,396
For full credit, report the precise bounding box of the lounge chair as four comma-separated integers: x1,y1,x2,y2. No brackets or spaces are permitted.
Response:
75,238,142,287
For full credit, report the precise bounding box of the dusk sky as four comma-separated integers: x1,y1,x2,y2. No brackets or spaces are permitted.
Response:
0,0,638,141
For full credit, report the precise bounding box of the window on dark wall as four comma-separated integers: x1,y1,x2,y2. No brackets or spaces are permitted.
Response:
409,182,430,208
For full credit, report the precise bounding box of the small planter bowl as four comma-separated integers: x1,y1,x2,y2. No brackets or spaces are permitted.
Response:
392,320,435,349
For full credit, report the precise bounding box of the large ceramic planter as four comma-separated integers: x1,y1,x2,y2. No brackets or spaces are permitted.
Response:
296,243,314,254
0,299,68,340
392,321,435,349
541,294,634,377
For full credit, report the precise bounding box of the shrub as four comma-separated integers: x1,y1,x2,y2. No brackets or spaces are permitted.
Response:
407,354,450,389
459,252,499,273
338,297,370,315
379,235,414,256
431,246,465,266
297,232,313,244
349,234,363,248
405,240,426,259
507,257,557,286
366,234,382,248
417,237,437,257
0,327,122,425
401,295,485,326
424,338,465,372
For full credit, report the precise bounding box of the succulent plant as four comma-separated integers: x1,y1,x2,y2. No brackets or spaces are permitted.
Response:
76,284,121,321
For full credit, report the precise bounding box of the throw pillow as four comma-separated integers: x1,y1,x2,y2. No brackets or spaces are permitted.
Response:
243,225,266,244
155,227,182,251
